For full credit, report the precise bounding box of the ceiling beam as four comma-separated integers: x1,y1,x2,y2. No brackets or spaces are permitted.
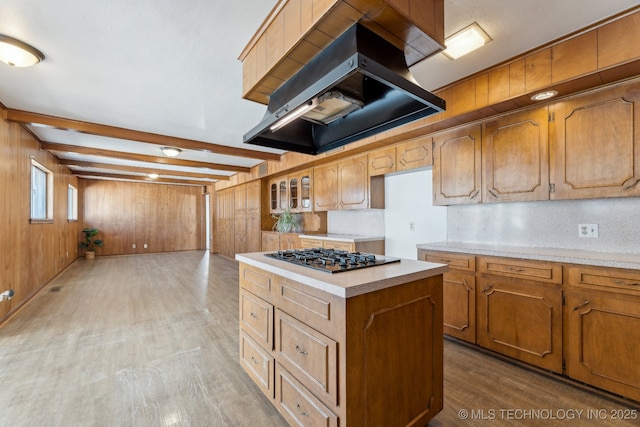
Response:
58,159,228,180
74,172,211,186
7,109,281,161
40,142,250,173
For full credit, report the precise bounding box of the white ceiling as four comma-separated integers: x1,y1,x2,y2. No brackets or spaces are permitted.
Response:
0,0,638,185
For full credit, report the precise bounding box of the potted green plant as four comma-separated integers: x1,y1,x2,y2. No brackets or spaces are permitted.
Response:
79,227,103,260
272,207,300,233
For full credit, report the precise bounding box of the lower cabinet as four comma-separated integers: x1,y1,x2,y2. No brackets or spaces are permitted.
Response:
418,248,640,402
299,236,385,254
238,262,444,426
565,266,640,402
420,250,476,343
261,231,301,251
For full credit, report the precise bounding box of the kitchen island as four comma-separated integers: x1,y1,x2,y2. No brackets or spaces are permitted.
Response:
235,252,447,427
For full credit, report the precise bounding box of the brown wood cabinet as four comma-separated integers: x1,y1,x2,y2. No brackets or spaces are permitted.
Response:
261,231,301,251
420,250,476,343
396,135,433,172
565,265,640,402
476,257,563,373
432,124,482,205
482,107,550,202
299,236,385,254
269,170,313,214
549,80,640,200
216,181,261,258
314,154,384,212
238,261,444,426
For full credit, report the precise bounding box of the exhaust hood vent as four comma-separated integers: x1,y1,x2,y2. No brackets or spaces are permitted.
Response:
243,24,446,155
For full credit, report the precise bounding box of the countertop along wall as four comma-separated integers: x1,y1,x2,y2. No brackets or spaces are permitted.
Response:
447,197,640,254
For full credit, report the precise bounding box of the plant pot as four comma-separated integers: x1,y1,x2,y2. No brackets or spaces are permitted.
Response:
85,251,96,260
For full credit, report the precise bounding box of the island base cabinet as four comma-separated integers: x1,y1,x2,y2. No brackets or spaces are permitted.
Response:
238,262,444,426
344,278,444,426
565,290,640,402
476,277,563,373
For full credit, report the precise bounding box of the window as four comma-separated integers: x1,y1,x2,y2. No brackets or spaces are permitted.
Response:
68,185,78,221
30,159,53,221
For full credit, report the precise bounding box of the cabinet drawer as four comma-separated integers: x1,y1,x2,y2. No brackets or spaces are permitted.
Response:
478,256,562,284
568,266,640,296
239,263,274,301
240,331,275,399
326,241,354,252
422,251,476,272
275,364,338,427
299,238,323,249
240,289,273,349
275,310,338,406
276,276,340,337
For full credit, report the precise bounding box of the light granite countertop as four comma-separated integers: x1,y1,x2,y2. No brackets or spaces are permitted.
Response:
298,233,384,243
235,252,447,298
416,241,640,270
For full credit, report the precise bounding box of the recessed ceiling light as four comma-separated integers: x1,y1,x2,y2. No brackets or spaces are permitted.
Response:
442,22,491,60
162,147,181,157
531,90,559,101
148,173,159,179
0,34,45,67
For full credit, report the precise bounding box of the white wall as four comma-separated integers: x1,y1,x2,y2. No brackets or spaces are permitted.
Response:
384,169,447,259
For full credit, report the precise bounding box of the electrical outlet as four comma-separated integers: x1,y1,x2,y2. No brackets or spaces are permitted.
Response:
578,224,599,238
144,243,148,248
409,222,415,232
132,243,136,249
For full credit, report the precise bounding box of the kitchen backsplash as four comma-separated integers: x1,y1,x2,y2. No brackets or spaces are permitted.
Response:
327,209,385,235
448,197,640,254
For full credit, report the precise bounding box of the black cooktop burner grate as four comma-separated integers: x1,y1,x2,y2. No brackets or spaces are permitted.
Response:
264,248,400,273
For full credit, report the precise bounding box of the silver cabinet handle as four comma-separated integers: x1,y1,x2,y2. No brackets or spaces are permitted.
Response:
295,344,308,356
482,283,493,293
573,300,590,311
249,312,257,319
296,403,309,417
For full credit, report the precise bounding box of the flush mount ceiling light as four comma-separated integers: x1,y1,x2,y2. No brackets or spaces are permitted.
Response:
442,22,491,60
531,90,559,101
148,173,159,179
0,34,45,67
161,147,181,157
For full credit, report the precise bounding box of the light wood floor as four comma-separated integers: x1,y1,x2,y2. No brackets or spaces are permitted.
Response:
0,251,637,427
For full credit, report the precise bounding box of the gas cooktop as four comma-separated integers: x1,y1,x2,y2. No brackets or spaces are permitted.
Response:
264,248,400,274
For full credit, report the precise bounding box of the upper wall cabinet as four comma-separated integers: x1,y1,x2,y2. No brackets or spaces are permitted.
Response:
239,0,444,104
269,169,313,213
482,107,550,203
367,135,433,177
433,124,482,205
314,154,384,211
549,80,640,200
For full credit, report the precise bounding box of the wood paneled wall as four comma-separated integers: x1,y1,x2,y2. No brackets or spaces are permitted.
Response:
79,180,204,256
0,113,79,324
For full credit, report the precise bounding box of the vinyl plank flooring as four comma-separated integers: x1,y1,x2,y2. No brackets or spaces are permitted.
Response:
0,251,637,426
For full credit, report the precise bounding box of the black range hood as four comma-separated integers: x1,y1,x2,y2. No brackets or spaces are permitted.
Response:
243,24,446,155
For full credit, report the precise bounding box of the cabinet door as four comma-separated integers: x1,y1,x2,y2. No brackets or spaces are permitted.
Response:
368,146,396,176
565,291,640,402
280,233,301,250
396,135,433,172
433,124,482,205
261,231,280,252
476,276,563,372
549,81,640,200
442,271,476,343
482,107,549,202
313,163,338,211
268,178,279,214
299,172,313,212
338,155,368,210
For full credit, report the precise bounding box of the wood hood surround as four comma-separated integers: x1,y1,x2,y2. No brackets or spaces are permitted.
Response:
220,5,640,191
239,0,445,105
